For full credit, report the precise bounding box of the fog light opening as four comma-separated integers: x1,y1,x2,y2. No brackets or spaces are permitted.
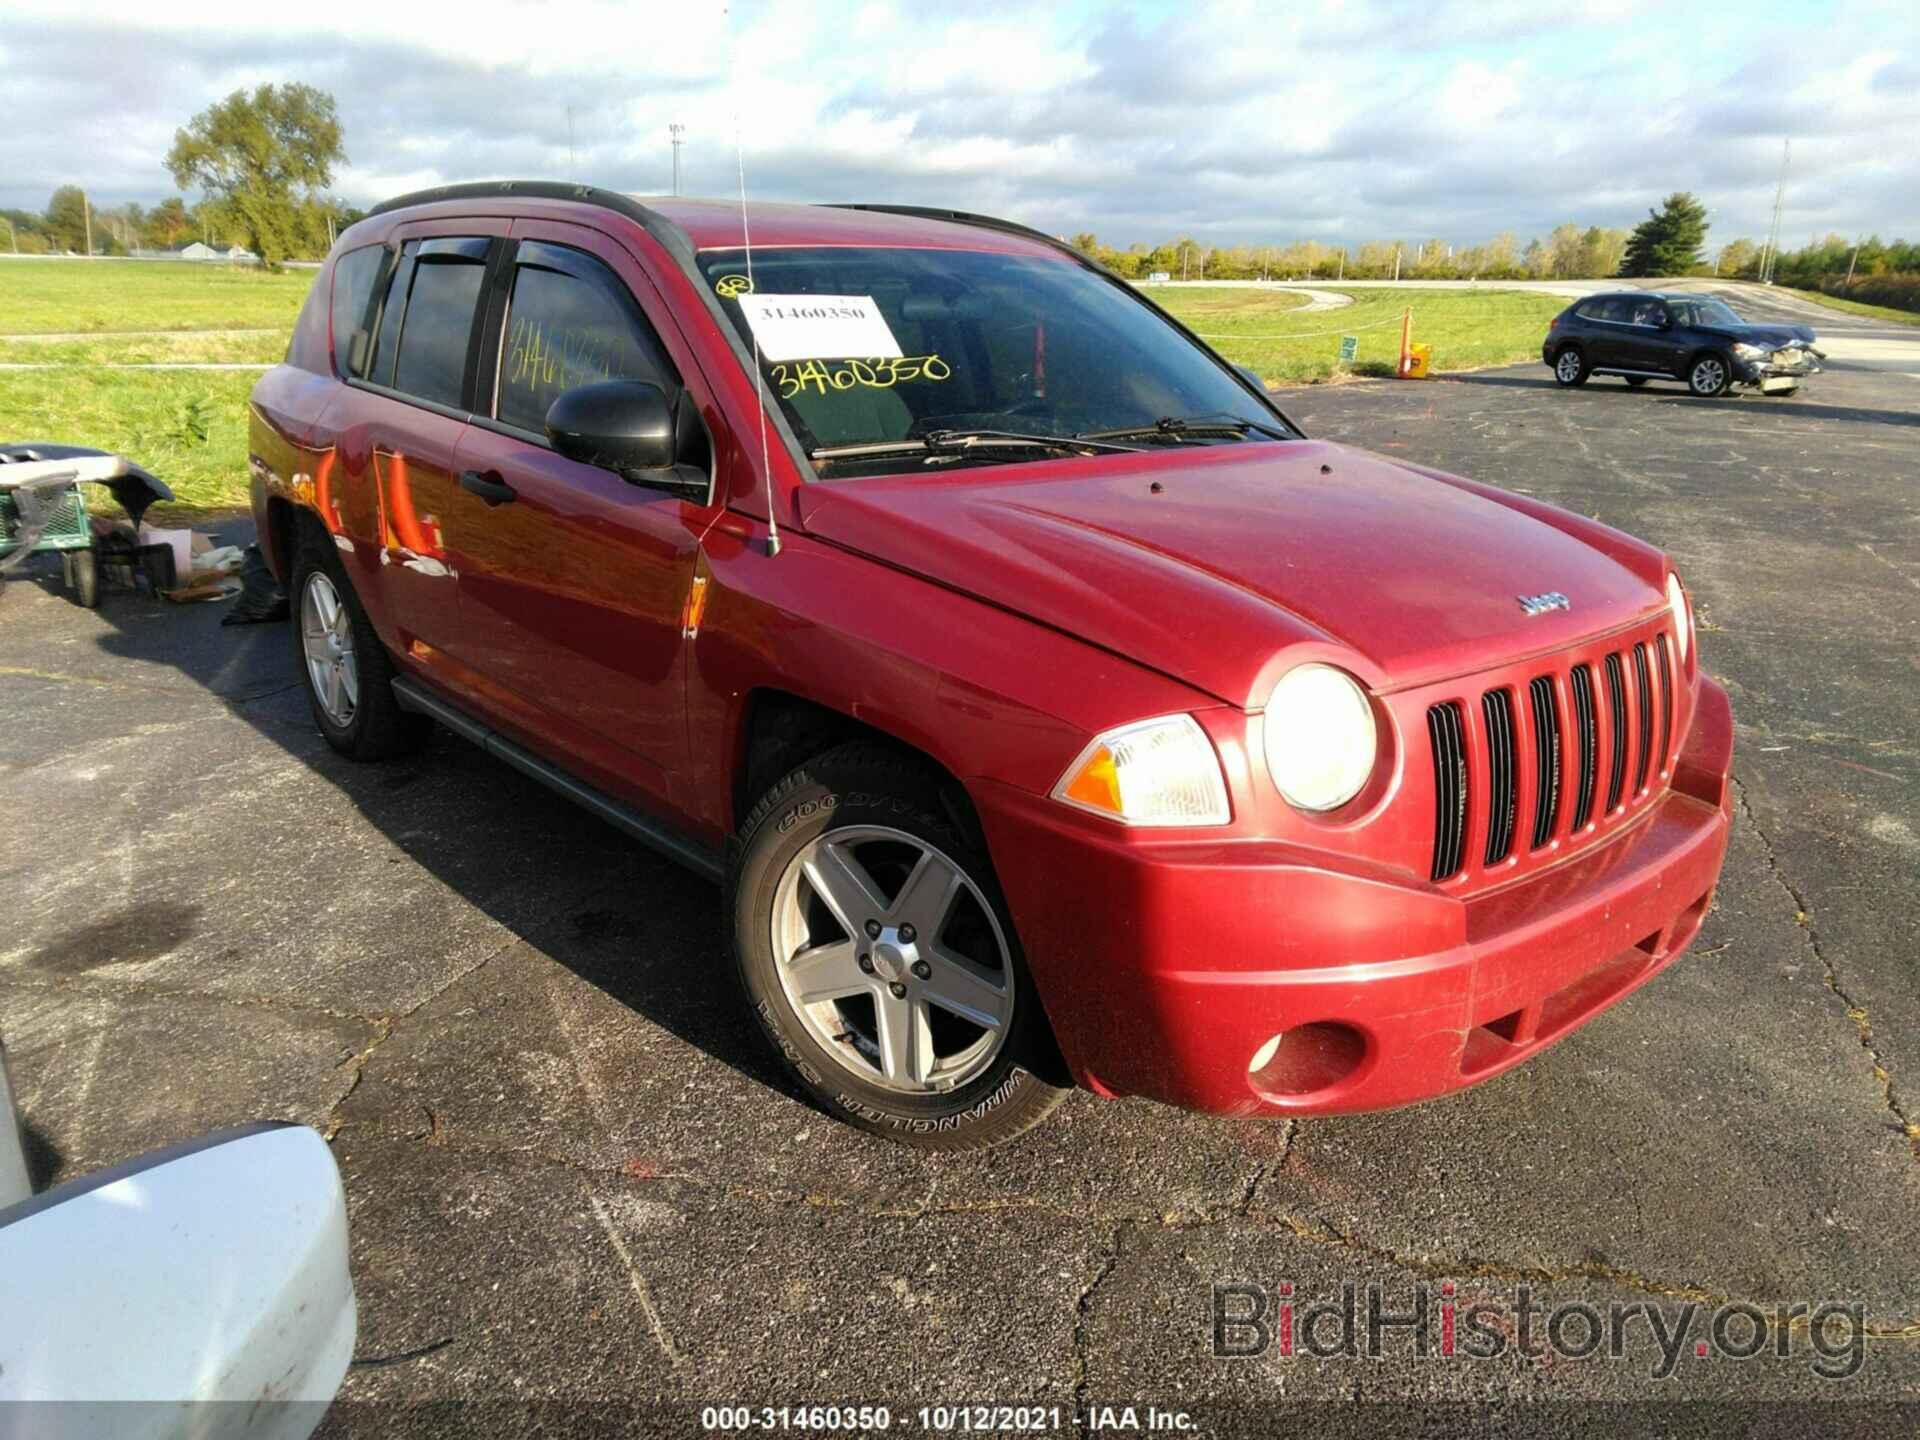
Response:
1248,1021,1369,1100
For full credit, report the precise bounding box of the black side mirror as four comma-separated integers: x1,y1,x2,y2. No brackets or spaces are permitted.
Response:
1235,364,1268,391
545,380,710,501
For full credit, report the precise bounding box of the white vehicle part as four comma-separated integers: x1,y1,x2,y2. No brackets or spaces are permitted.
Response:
0,1123,354,1438
0,1042,27,1208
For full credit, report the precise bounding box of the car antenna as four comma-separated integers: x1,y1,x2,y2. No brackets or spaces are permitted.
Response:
734,96,780,557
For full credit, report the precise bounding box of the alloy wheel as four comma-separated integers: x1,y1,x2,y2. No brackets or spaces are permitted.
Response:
771,825,1014,1094
1555,351,1582,383
1690,358,1727,396
300,571,359,727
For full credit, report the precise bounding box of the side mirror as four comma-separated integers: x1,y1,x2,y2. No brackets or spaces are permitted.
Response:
546,380,710,501
0,1123,354,1426
1235,364,1268,391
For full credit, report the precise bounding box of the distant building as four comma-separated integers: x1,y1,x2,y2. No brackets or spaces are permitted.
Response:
225,245,255,260
179,242,216,260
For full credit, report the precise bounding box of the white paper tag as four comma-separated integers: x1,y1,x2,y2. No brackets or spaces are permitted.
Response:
736,294,903,363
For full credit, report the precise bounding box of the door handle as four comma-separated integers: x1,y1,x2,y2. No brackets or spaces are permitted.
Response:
460,470,517,506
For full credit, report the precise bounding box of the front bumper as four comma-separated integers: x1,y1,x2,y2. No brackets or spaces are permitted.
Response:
977,678,1735,1116
1733,349,1822,387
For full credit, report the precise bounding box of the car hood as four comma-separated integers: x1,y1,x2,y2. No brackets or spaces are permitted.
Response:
1700,321,1819,348
796,440,1666,708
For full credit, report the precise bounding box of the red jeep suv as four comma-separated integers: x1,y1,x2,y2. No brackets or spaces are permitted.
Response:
249,182,1733,1150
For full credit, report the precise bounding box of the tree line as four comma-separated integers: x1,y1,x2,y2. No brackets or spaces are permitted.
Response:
4,83,355,268
1071,191,1920,312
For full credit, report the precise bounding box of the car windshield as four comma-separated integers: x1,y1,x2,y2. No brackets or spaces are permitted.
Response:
695,246,1290,473
1675,298,1744,327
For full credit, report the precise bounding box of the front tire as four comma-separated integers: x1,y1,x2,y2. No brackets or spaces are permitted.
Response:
1552,347,1589,387
289,529,430,761
728,743,1067,1151
1688,354,1732,398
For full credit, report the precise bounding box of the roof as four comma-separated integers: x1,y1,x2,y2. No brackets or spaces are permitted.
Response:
364,181,1066,260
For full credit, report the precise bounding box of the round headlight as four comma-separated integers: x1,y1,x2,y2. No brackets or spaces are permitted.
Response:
1264,664,1377,813
1667,572,1691,662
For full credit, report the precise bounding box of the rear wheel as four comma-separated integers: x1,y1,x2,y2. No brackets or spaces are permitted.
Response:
1688,354,1731,398
729,743,1067,1151
65,548,100,608
1552,347,1589,387
289,530,430,760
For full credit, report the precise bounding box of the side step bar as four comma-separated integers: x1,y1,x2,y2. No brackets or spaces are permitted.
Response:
392,676,724,883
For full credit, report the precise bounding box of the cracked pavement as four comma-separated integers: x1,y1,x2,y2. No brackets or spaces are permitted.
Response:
2,325,1917,1431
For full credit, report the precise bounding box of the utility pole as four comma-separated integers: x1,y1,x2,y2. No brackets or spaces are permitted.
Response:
1336,249,1343,281
1392,245,1401,282
670,123,686,196
1845,237,1859,287
1760,138,1789,284
82,190,92,257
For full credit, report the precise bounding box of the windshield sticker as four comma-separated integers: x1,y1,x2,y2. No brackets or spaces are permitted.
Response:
737,294,903,362
772,355,951,398
714,274,753,298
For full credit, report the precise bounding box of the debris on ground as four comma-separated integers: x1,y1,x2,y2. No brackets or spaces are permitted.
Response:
223,543,290,625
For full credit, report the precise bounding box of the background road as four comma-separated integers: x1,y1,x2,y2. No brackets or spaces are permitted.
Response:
2,341,1917,1432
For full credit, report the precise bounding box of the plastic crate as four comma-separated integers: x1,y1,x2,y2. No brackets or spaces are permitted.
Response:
0,484,92,553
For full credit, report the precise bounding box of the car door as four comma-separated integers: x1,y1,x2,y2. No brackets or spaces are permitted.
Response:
1575,298,1629,369
323,220,505,687
439,219,725,815
1612,297,1674,373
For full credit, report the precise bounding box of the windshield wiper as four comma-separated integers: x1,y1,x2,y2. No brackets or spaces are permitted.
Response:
1075,413,1292,444
810,428,1143,465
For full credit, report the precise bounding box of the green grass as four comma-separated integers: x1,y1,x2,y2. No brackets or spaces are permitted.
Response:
1781,287,1920,327
1156,285,1564,382
0,367,260,511
0,257,313,335
0,259,314,514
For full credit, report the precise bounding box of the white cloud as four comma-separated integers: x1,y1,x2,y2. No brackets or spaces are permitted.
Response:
1,0,1915,247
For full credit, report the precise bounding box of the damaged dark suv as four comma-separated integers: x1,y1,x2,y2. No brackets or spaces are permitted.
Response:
1544,292,1824,398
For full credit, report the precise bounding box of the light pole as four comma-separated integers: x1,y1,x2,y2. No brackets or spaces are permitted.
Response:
82,190,93,257
670,123,686,196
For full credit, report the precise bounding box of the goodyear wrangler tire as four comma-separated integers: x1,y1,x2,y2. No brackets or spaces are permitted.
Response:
728,742,1067,1151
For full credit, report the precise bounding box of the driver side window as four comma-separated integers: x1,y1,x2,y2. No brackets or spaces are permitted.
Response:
493,242,676,435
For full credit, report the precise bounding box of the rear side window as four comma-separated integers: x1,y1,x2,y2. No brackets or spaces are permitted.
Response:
392,245,489,409
494,242,675,434
330,245,385,379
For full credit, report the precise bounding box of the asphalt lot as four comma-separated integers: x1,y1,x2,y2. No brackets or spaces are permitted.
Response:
3,304,1918,1433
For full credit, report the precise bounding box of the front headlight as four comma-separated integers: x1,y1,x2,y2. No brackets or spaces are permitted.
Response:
1263,664,1377,813
1731,342,1768,362
1667,571,1692,662
1052,714,1230,826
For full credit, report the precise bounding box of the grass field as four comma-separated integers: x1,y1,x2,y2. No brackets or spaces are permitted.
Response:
0,259,311,514
2,260,1565,515
1153,285,1564,381
1782,287,1920,327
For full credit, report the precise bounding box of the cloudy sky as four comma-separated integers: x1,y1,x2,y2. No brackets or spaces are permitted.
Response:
4,0,1916,250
